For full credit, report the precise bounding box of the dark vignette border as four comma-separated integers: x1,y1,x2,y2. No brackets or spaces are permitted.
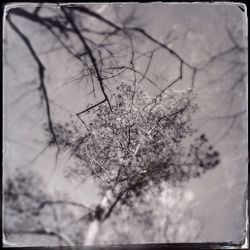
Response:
1,1,248,250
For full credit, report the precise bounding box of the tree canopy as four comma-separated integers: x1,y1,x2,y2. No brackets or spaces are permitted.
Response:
3,3,246,247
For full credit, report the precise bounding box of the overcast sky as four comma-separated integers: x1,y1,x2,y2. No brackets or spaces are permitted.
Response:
3,2,247,244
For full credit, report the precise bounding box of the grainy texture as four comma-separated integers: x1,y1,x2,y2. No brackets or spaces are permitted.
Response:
3,2,247,247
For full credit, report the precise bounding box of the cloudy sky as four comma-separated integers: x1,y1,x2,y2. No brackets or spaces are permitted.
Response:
3,2,247,244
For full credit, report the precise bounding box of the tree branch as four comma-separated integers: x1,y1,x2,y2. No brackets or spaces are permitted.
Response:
69,6,195,69
76,99,106,116
61,7,112,111
38,200,93,211
103,179,148,220
7,15,60,156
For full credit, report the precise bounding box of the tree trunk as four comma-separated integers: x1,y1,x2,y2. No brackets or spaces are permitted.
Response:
84,189,112,245
84,219,101,245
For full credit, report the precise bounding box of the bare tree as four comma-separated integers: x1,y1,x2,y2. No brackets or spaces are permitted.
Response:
3,170,206,246
4,3,246,246
49,84,220,244
3,84,220,245
4,4,198,153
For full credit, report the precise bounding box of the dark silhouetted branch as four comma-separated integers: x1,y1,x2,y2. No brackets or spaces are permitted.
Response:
7,15,60,156
69,6,195,70
76,99,106,116
62,7,112,111
103,179,148,220
38,200,93,211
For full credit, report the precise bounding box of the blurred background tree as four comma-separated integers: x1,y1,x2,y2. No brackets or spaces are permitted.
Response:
3,3,247,246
